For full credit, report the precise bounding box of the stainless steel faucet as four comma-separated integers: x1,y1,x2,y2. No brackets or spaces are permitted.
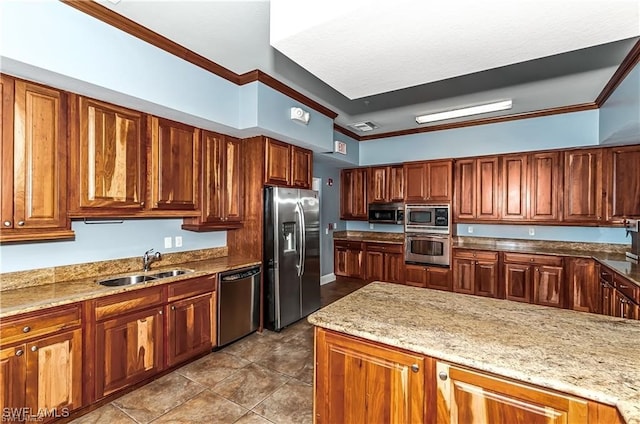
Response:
142,248,162,272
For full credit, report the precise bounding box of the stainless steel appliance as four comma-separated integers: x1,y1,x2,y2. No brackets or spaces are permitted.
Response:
368,202,404,224
625,219,640,262
405,204,450,234
405,233,451,266
264,186,321,331
217,265,261,347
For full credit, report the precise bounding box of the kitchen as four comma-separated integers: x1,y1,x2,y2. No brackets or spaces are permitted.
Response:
2,1,640,423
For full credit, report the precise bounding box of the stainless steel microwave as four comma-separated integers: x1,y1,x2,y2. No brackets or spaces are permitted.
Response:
368,203,404,225
405,204,450,234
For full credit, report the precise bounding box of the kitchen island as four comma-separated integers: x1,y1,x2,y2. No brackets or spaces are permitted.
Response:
309,281,640,424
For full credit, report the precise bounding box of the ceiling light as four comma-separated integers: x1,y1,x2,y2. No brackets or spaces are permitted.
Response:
415,100,513,124
349,121,379,132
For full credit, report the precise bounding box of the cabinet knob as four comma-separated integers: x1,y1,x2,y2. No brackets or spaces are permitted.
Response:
158,310,163,315
438,371,448,381
17,221,25,226
619,284,629,289
30,346,38,352
3,221,10,227
140,201,145,207
22,326,31,333
530,258,534,262
411,364,420,373
171,305,176,310
15,349,24,357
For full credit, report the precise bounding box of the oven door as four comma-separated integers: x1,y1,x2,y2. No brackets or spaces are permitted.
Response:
405,233,450,266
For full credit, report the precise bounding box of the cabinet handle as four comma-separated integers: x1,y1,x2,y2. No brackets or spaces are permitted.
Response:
15,349,23,357
411,364,420,373
3,221,10,227
618,284,629,289
438,371,448,381
30,346,38,352
22,326,30,333
171,305,176,310
158,310,163,315
530,258,534,262
17,221,25,226
140,201,145,207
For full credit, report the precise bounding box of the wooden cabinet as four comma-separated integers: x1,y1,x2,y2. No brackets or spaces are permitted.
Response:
606,144,640,222
563,148,603,223
404,264,451,291
334,240,365,279
182,131,243,230
404,159,452,203
566,257,600,314
0,304,83,419
340,168,367,220
452,249,500,298
503,253,564,308
454,157,500,221
436,362,588,424
314,328,426,424
264,138,312,189
148,116,200,212
69,96,146,215
365,243,404,284
291,145,312,189
368,165,404,203
600,265,640,320
1,77,73,242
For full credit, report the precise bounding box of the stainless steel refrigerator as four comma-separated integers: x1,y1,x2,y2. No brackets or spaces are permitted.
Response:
264,186,321,331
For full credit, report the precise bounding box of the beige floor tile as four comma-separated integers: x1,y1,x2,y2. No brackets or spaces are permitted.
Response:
150,390,247,424
221,332,275,362
234,411,275,424
252,379,313,424
70,404,135,424
255,339,313,378
212,363,290,409
113,373,205,424
177,351,250,388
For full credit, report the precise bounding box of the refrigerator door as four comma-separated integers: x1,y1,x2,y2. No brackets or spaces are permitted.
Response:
299,189,321,317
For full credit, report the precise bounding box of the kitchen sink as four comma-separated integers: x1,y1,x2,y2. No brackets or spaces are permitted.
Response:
149,269,193,279
98,275,158,287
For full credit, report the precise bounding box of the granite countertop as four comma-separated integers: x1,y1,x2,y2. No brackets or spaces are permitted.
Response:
0,255,260,319
333,230,404,244
309,282,640,424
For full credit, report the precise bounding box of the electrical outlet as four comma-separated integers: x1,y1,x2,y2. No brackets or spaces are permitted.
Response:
528,227,535,236
325,228,329,235
369,223,374,230
175,236,183,247
467,226,474,234
164,236,172,249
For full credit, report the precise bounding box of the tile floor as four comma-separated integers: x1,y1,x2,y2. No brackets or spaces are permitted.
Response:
72,278,368,424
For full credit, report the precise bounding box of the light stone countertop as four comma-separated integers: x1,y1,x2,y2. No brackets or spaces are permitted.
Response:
308,281,640,424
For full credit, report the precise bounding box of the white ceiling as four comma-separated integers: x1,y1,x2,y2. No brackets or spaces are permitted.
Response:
97,0,640,136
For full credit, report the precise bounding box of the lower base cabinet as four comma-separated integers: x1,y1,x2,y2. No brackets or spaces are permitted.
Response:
314,327,623,424
405,264,451,290
166,292,213,367
365,243,405,284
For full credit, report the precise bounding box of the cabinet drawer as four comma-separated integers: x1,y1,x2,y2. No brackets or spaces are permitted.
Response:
453,249,498,261
613,275,639,304
95,286,164,321
0,304,82,346
503,252,562,267
167,274,216,302
335,240,363,250
366,243,403,254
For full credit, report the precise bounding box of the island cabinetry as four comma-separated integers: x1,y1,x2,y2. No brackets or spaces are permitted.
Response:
340,168,368,220
334,240,365,279
182,131,243,230
1,76,73,242
563,148,603,223
0,304,83,420
314,328,426,424
404,264,451,291
264,138,312,189
69,96,146,215
599,265,639,320
606,144,640,222
454,157,500,221
404,159,453,203
364,243,404,284
503,253,564,308
566,257,600,314
368,165,404,203
452,249,500,298
436,362,589,423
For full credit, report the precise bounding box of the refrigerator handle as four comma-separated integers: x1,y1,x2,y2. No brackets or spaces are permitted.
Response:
299,201,306,276
295,201,304,277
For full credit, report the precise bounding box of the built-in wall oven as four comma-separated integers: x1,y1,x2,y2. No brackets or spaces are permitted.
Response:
404,204,451,266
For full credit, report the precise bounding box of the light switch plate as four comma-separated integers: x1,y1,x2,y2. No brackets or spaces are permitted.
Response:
164,237,172,249
528,228,535,236
175,236,183,247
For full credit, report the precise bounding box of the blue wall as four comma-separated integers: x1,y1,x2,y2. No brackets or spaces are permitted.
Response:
599,63,640,144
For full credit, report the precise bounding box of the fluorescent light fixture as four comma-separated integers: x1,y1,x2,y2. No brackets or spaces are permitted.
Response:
415,100,513,124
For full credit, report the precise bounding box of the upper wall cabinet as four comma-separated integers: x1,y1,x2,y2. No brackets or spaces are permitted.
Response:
1,76,73,243
182,131,243,231
340,168,368,220
404,159,452,203
264,138,313,189
69,96,146,216
563,148,603,224
148,116,200,213
368,165,404,203
291,145,312,189
606,145,640,222
454,156,500,221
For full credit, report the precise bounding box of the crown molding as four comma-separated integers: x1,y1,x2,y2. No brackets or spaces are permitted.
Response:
333,124,361,141
595,39,640,106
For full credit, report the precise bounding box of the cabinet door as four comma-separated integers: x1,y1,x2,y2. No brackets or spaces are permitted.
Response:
223,136,243,222
452,257,475,295
475,260,499,298
95,307,164,398
436,362,587,424
529,152,561,222
404,264,428,288
340,168,367,220
0,344,26,413
404,162,428,202
149,116,199,211
564,149,602,223
501,155,528,221
1,75,15,234
74,97,145,212
11,80,69,232
315,328,425,424
334,245,349,277
368,166,388,203
25,329,82,417
383,252,405,284
166,293,212,367
291,146,312,189
388,165,404,202
601,282,615,317
613,291,638,320
454,159,475,220
264,138,291,186
427,160,453,202
567,258,600,314
504,263,531,303
365,250,385,282
476,157,500,220
532,265,564,308
427,267,452,291
606,145,640,222
334,243,364,279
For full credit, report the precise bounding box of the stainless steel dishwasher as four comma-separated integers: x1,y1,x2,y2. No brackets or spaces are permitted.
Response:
217,265,261,347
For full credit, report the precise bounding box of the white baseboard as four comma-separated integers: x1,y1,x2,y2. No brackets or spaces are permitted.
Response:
321,273,336,285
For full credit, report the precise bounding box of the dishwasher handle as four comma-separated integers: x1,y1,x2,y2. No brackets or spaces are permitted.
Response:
220,267,261,282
